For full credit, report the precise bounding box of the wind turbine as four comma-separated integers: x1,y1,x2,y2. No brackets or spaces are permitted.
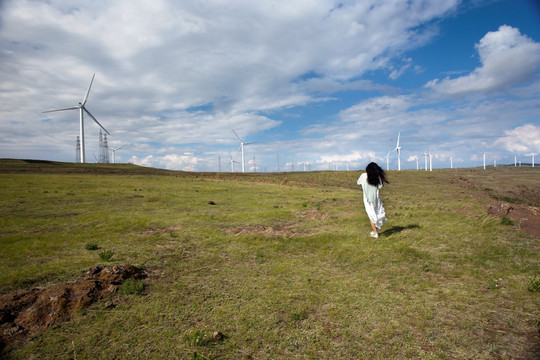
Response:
43,74,109,163
529,153,536,167
228,152,239,172
393,132,401,170
385,150,391,171
108,144,126,164
423,151,428,171
232,129,255,173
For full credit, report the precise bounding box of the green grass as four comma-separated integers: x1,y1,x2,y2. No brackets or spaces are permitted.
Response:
0,161,539,359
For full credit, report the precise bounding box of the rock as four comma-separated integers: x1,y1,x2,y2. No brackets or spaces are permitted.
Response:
487,202,513,216
213,330,224,340
207,201,217,205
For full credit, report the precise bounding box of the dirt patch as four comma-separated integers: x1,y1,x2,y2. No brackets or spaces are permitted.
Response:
141,225,183,236
296,209,328,220
487,201,540,238
0,264,146,349
451,173,540,238
226,223,313,238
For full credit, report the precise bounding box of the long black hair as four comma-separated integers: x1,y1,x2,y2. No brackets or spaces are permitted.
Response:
366,162,389,186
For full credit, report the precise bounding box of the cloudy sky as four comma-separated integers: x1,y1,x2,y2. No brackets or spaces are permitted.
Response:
1,0,539,171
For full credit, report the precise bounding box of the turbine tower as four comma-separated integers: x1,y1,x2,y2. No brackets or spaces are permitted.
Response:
43,74,109,163
102,133,110,163
228,152,239,172
393,132,401,170
423,151,428,171
108,144,126,164
75,136,81,163
232,129,255,173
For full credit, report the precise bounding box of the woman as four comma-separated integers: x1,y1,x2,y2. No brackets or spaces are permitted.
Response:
357,162,388,238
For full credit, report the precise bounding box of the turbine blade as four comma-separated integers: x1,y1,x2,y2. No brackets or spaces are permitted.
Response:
232,129,243,143
42,106,80,113
236,145,242,160
84,108,110,135
82,73,96,106
396,132,400,147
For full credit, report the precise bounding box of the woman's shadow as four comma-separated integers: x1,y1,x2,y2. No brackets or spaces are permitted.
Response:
379,224,420,236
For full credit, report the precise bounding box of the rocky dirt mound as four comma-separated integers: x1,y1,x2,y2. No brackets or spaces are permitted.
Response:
0,264,146,349
487,201,540,238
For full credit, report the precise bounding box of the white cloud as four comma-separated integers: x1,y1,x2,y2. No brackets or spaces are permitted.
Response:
129,153,199,171
426,25,540,96
389,58,413,80
494,124,540,154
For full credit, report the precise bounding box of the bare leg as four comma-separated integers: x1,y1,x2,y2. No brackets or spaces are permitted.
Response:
370,221,378,236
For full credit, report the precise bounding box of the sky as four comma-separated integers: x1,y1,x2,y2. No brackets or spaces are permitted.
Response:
1,0,539,172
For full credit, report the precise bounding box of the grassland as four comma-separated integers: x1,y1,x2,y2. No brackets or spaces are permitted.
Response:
0,159,539,359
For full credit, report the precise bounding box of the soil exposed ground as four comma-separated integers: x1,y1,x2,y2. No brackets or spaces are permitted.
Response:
447,168,540,238
0,265,146,349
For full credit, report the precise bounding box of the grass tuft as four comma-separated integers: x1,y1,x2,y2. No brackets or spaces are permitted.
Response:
98,250,114,262
118,278,145,295
528,275,540,293
84,242,99,251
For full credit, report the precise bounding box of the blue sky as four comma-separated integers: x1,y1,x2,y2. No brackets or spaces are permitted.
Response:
0,0,539,171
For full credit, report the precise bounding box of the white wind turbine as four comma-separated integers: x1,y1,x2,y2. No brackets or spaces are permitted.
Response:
108,144,126,164
386,150,391,171
43,74,109,163
228,152,239,172
529,153,536,167
232,129,255,173
393,132,401,171
423,151,428,171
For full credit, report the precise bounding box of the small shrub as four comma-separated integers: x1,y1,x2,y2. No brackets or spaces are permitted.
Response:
500,216,514,226
84,242,99,251
119,279,145,295
290,309,308,321
98,250,114,262
527,275,540,293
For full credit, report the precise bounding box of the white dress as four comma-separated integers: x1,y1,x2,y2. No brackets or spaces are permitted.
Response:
357,173,387,229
